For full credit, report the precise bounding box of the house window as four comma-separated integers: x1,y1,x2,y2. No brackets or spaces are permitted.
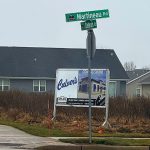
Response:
97,85,100,92
136,88,141,97
93,84,96,92
33,80,46,92
0,79,10,91
81,84,88,93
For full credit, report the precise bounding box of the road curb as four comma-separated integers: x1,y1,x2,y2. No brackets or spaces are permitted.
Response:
35,144,150,150
34,145,81,150
82,145,149,150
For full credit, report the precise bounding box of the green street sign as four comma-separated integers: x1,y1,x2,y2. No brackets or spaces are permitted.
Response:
65,9,109,22
81,20,97,30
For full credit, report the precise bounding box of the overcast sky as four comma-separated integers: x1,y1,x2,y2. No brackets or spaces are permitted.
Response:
0,0,150,68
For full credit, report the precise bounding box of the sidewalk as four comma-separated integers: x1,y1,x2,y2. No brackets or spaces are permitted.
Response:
0,125,69,149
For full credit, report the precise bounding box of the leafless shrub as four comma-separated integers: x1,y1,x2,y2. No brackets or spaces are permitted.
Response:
0,91,149,133
0,90,54,116
109,96,150,121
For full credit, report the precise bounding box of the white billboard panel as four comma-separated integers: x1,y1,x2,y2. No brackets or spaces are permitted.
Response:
55,68,109,108
56,70,78,103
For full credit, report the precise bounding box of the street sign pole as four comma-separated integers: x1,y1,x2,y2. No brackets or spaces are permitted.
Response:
87,29,96,144
87,52,92,144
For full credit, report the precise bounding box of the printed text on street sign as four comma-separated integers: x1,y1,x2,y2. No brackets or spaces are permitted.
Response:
66,9,109,22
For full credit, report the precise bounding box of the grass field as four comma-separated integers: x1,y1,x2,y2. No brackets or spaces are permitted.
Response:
0,119,75,137
60,138,150,146
0,119,150,138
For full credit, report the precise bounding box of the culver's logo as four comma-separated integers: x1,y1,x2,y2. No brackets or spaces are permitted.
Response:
57,77,77,90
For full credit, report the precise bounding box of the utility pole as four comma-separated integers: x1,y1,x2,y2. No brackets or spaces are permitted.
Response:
86,29,96,144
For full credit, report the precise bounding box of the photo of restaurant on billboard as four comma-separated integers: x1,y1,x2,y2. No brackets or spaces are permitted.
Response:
55,68,110,108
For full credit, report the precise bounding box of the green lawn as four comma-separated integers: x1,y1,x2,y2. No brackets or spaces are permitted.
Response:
0,119,76,137
60,138,150,146
94,132,150,138
0,119,150,138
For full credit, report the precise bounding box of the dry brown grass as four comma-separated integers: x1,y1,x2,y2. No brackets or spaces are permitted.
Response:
0,91,149,134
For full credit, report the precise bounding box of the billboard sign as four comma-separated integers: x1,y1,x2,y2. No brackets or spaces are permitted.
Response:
55,69,109,108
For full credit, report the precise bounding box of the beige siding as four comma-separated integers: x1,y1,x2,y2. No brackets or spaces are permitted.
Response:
142,84,150,97
126,73,150,98
126,82,139,97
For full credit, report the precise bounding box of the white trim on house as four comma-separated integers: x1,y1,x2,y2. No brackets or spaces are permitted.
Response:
0,77,128,81
127,71,150,84
110,79,128,81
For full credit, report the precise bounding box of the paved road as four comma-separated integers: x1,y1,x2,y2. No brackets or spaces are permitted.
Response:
0,125,66,150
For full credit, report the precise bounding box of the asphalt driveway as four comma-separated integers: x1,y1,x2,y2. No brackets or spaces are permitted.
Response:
0,125,65,150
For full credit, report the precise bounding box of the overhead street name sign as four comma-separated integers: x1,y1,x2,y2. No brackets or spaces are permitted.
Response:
81,20,97,30
66,9,109,22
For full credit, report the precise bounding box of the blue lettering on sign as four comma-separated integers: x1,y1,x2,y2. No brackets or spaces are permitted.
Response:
57,77,77,90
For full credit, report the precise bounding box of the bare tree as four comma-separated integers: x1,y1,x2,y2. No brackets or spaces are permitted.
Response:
124,61,136,71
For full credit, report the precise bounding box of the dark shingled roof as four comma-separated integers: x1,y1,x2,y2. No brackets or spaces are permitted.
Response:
126,69,150,82
0,46,128,79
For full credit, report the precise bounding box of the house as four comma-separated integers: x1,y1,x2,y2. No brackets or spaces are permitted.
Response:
78,77,106,100
126,69,150,97
79,77,105,95
0,46,128,96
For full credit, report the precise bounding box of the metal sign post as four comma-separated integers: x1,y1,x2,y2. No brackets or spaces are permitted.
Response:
86,30,96,59
87,54,92,144
102,70,111,128
86,29,96,144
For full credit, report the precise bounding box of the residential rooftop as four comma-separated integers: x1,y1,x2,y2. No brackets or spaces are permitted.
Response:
0,46,128,80
126,69,150,82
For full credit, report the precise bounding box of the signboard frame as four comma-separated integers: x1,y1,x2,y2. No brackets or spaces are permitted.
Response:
53,68,110,118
